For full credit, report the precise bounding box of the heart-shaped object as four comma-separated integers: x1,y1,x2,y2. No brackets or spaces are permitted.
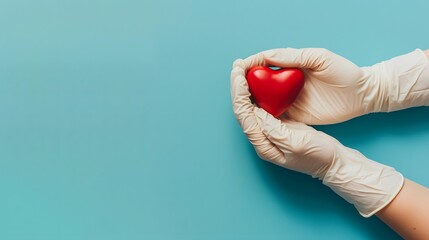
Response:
246,66,305,117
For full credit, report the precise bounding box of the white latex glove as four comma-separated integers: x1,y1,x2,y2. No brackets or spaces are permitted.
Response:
231,61,404,217
237,48,429,125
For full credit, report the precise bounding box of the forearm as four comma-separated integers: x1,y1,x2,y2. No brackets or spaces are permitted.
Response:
374,49,429,112
375,52,429,238
376,178,429,239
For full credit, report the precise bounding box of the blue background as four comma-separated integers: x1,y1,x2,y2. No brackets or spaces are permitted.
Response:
1,0,429,239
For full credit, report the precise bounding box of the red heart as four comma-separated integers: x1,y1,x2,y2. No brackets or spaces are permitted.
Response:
246,66,305,117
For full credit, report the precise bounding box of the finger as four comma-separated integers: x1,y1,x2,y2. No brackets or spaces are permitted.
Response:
231,59,246,81
254,107,315,154
230,67,270,138
230,65,254,132
230,63,285,163
241,52,269,70
247,125,287,164
254,107,292,149
261,48,333,71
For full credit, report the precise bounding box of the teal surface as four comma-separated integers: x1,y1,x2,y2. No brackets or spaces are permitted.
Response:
1,0,429,239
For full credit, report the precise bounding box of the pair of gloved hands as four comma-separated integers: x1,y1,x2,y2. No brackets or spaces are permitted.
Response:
231,48,429,217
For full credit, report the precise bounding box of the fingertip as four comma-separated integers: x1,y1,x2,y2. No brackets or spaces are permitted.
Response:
233,58,244,69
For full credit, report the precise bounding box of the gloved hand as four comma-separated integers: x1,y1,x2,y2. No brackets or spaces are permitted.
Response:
231,62,404,217
237,48,429,125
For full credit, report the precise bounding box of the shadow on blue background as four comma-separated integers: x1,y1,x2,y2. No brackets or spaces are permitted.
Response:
254,162,400,239
316,107,429,144
246,107,429,240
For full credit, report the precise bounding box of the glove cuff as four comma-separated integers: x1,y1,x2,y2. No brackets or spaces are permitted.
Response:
322,146,404,217
371,49,429,112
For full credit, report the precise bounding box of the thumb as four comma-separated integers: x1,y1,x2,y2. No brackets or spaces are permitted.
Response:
262,48,332,71
254,107,293,151
255,107,318,154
